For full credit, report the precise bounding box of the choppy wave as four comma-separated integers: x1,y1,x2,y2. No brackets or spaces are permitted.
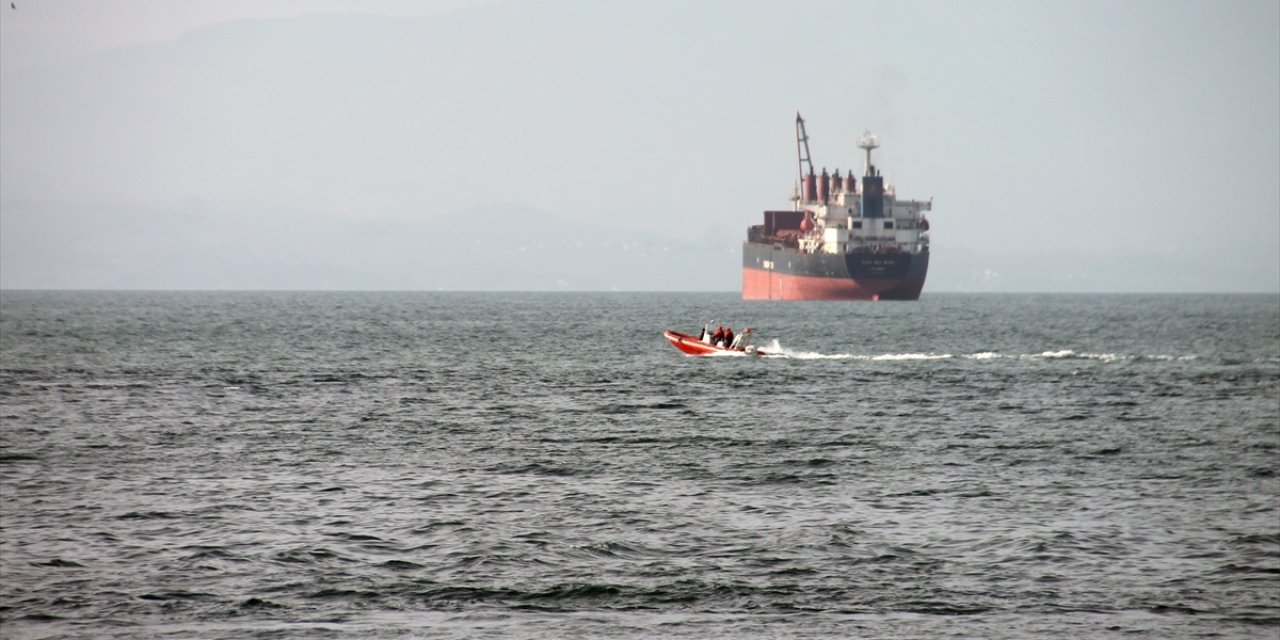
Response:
1,291,1276,640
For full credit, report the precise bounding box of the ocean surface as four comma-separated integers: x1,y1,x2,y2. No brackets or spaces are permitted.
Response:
1,291,1277,639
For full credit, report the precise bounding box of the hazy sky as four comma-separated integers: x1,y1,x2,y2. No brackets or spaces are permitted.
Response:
2,0,1277,292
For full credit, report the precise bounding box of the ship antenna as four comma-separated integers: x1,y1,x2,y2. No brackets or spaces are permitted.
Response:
857,130,879,176
796,113,814,187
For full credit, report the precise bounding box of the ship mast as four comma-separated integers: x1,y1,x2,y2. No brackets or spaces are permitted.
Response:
858,130,879,176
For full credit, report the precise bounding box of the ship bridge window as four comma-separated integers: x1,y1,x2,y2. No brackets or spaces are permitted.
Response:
852,221,863,229
884,221,894,230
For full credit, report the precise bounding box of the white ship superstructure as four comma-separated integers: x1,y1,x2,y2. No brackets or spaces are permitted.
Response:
792,123,932,258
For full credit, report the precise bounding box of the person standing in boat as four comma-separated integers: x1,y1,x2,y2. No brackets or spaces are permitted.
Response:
712,326,725,347
724,327,735,350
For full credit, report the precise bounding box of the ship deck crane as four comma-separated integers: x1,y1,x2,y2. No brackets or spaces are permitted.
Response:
795,113,814,199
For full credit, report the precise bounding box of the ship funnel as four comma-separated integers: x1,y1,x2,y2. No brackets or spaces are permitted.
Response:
818,168,829,203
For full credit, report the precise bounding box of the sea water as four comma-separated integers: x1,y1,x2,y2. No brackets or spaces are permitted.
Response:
1,291,1277,639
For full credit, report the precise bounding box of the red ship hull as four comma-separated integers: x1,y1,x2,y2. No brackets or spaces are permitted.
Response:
743,268,890,301
741,246,928,301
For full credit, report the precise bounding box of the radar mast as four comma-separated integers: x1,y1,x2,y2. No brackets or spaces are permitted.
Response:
858,131,879,176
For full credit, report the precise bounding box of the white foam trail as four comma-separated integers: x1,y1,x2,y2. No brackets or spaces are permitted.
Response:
1034,350,1125,362
1021,351,1205,363
1039,349,1077,359
870,353,953,361
737,342,1200,364
1144,354,1200,362
753,340,955,361
756,339,856,359
780,351,859,360
966,352,1004,360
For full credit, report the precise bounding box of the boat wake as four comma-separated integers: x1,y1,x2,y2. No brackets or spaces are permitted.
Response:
742,341,1199,363
752,339,946,360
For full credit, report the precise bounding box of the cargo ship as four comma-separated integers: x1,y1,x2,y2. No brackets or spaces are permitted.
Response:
743,114,933,300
